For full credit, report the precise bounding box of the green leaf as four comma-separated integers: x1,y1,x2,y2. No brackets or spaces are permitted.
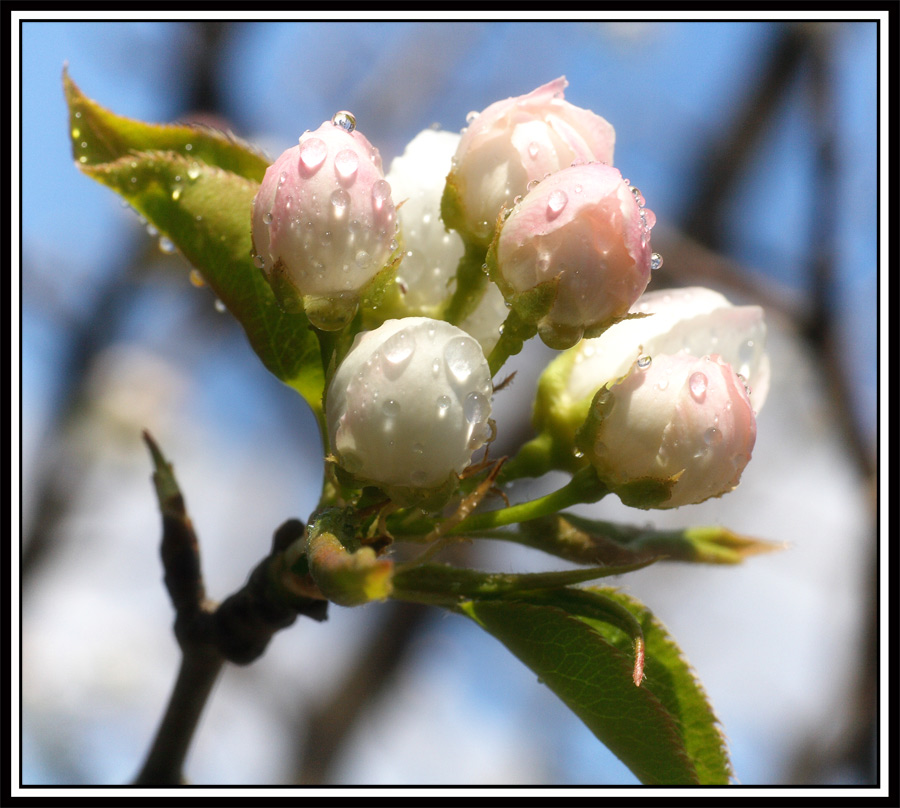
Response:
64,67,270,182
582,588,732,785
460,597,702,785
392,557,657,606
560,514,783,565
490,513,780,567
66,71,324,412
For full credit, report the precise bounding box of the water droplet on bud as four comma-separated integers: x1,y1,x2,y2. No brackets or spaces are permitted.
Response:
331,110,356,132
334,148,359,183
650,253,664,271
547,189,568,216
463,392,489,424
299,137,327,173
689,372,708,401
637,355,652,369
371,179,391,211
330,188,350,212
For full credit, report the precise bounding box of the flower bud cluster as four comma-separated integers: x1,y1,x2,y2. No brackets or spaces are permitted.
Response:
252,81,766,509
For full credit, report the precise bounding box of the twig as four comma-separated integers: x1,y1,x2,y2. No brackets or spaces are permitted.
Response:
134,432,328,785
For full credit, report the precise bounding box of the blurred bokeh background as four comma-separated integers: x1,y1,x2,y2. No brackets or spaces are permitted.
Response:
19,19,882,787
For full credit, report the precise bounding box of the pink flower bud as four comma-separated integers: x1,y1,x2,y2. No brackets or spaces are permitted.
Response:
443,77,616,246
582,354,757,509
251,118,399,327
494,162,653,348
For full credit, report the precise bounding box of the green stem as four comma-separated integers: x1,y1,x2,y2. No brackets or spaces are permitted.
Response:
498,431,556,483
449,466,607,535
486,308,537,377
443,243,489,326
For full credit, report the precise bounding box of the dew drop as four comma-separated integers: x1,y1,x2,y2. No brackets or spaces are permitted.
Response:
547,189,568,216
159,236,176,254
689,372,708,401
463,392,489,425
382,398,401,417
187,163,201,180
527,142,540,159
381,330,414,373
431,359,441,377
299,137,327,173
78,155,88,163
264,212,273,225
642,208,657,229
650,252,664,271
444,336,482,384
355,249,371,268
655,378,669,391
331,110,356,132
704,427,722,446
412,442,425,455
146,223,158,237
371,179,392,211
636,355,652,370
214,299,227,313
436,395,451,414
330,188,351,212
188,268,204,287
252,253,265,269
334,148,359,182
630,186,646,207
171,187,182,201
466,110,479,123
185,143,193,152
573,448,584,459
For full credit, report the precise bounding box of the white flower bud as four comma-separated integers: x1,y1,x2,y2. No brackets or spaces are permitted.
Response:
386,129,508,354
566,286,770,412
326,317,493,503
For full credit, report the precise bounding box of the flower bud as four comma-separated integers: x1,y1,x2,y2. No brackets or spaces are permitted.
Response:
387,129,465,314
385,128,508,354
326,317,493,505
563,286,770,412
529,286,768,475
251,117,399,330
577,354,757,509
491,162,653,349
442,77,616,246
